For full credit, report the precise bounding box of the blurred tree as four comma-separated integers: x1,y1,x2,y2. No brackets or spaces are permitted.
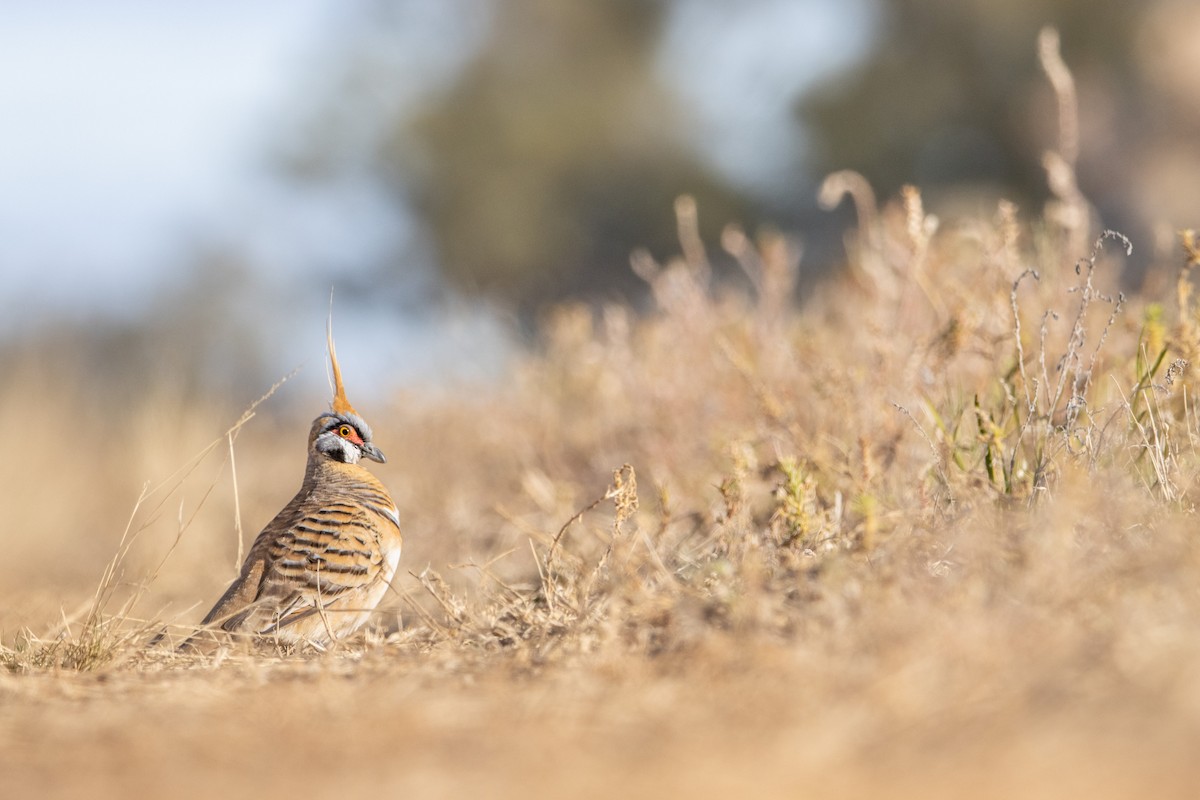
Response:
286,0,750,312
797,0,1162,262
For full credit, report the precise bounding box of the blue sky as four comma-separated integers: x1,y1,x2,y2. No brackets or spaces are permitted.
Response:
0,0,335,321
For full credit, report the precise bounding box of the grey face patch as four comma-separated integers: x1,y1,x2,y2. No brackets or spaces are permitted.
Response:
315,429,362,464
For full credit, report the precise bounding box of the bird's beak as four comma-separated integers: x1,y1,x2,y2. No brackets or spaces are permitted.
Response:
361,443,387,463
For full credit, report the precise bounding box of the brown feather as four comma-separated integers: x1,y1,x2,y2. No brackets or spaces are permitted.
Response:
327,323,357,416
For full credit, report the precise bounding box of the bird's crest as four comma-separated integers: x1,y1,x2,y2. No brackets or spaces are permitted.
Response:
327,319,358,417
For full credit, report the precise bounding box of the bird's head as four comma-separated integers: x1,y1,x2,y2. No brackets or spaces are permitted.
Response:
309,323,386,466
311,411,386,465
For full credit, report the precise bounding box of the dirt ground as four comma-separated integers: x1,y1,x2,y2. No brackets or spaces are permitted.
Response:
6,192,1200,798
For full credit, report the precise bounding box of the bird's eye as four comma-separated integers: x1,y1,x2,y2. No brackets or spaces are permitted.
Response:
338,425,353,438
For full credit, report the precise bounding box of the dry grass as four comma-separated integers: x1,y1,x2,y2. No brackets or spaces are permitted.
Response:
6,38,1200,798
